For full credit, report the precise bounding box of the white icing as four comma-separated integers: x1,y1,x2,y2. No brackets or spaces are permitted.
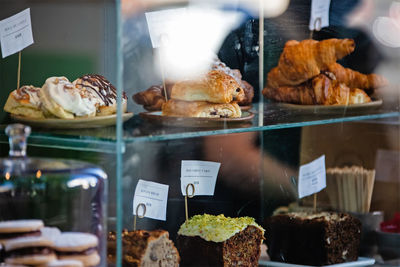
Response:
43,77,98,116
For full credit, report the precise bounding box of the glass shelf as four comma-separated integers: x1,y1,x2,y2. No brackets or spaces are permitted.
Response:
124,102,399,143
1,100,399,152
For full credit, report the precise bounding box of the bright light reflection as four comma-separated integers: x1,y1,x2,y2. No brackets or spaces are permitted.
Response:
67,177,97,190
157,7,244,80
5,172,10,180
36,170,42,179
373,2,400,48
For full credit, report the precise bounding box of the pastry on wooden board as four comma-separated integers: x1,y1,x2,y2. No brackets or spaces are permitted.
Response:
267,38,356,89
263,73,371,105
170,70,245,104
326,63,388,92
162,99,241,118
3,86,44,119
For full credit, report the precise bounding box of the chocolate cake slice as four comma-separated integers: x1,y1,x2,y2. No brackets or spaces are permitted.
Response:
177,214,265,266
266,212,361,266
108,229,180,267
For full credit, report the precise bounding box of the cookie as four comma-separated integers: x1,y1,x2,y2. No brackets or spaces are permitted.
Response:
54,233,100,267
4,236,56,266
40,227,61,243
39,259,84,267
0,220,44,244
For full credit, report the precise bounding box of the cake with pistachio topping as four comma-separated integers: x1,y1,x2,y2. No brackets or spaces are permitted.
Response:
177,214,265,266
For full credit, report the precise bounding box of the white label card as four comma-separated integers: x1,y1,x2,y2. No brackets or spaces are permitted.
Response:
0,8,34,58
180,160,221,196
298,155,326,198
145,8,187,48
133,179,169,221
309,0,331,31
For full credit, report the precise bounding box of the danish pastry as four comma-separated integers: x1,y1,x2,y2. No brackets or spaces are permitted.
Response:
162,99,241,118
4,86,44,118
171,70,245,104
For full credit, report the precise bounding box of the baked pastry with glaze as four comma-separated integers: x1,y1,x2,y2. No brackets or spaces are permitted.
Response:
40,77,99,119
73,74,127,116
263,73,371,105
267,38,355,89
108,229,180,267
171,70,245,104
177,214,265,266
3,86,44,119
162,99,241,118
326,63,388,92
132,83,173,111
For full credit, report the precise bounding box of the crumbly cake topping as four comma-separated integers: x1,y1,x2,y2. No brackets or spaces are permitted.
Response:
178,214,264,242
287,212,348,221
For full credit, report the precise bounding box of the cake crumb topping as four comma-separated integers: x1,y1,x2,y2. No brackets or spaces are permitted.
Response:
178,214,264,242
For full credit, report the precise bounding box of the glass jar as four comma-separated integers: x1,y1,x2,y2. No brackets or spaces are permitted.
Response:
0,124,108,263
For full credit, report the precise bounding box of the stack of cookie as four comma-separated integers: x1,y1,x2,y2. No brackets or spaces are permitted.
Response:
161,70,245,118
0,219,100,267
3,74,127,119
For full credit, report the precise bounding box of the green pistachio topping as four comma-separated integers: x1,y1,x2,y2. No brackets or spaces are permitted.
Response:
178,214,264,242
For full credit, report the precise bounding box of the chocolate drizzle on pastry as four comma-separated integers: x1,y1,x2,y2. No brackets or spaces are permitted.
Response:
76,74,126,106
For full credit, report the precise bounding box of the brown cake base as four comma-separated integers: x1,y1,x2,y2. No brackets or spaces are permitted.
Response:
108,229,180,267
177,225,264,266
266,212,361,266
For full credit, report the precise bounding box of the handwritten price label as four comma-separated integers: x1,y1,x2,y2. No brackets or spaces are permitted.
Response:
0,8,34,58
298,155,326,198
180,160,220,196
133,179,169,221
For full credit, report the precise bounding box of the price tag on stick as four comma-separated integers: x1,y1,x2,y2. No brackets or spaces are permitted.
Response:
180,160,220,220
0,8,34,58
0,8,34,90
309,0,331,31
298,155,326,212
133,180,169,222
180,160,220,196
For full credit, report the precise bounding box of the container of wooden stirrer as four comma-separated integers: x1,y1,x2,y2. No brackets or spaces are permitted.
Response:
326,166,375,213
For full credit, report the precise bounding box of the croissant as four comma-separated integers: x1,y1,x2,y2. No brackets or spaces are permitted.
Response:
263,74,371,105
326,63,388,92
171,70,245,104
267,39,355,89
132,84,173,111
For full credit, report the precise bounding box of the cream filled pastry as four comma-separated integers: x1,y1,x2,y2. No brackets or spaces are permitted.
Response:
4,86,44,118
73,74,127,116
40,77,98,119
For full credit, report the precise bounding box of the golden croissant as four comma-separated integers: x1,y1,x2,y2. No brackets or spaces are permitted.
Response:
326,63,388,91
267,38,355,89
262,74,371,105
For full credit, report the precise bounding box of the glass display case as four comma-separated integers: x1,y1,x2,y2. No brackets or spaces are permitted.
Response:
0,0,399,266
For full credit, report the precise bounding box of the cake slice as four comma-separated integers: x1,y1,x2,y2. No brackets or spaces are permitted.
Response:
266,212,361,266
108,229,180,267
177,214,265,266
